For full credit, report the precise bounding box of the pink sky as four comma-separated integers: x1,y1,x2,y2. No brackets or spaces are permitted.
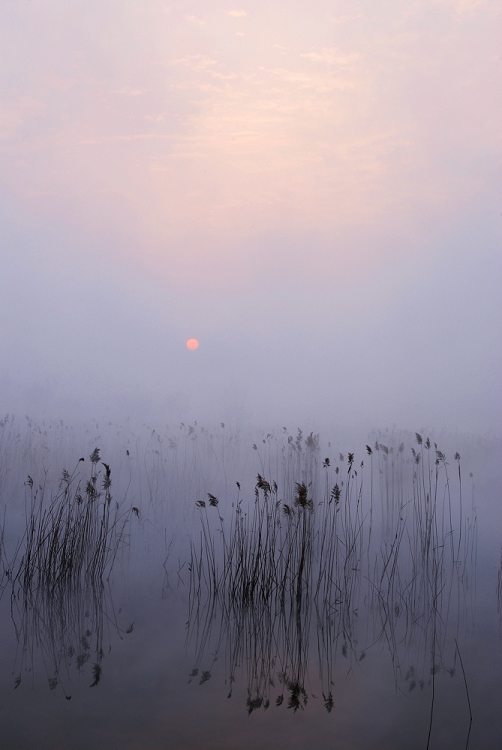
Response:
1,0,501,430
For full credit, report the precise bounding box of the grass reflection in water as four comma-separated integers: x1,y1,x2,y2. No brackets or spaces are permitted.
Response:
187,432,476,742
6,448,135,698
0,421,482,749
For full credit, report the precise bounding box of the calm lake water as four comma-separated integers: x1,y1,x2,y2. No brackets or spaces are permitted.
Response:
1,418,501,749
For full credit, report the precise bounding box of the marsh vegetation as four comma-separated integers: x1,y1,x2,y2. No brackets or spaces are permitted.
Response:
0,416,498,749
187,432,476,736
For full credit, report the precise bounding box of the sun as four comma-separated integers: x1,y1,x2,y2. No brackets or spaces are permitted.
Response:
186,338,199,350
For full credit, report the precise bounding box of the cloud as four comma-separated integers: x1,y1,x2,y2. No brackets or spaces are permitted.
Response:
433,0,484,15
269,66,357,92
300,48,360,66
0,96,46,140
1,0,500,297
80,134,173,144
110,88,145,96
331,14,363,24
184,14,206,25
169,53,218,71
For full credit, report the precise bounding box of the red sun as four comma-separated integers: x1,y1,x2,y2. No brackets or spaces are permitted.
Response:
186,338,199,350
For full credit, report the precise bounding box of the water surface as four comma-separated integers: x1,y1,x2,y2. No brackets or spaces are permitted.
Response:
1,419,500,749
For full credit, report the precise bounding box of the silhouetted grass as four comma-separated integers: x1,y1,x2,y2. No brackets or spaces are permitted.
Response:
0,414,481,740
7,448,135,695
187,430,477,727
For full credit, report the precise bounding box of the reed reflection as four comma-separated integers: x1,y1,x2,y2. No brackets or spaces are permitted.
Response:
187,434,477,720
6,449,134,698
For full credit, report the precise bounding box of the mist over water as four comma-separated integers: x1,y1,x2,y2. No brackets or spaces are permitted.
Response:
0,415,501,748
1,204,501,433
1,1,502,747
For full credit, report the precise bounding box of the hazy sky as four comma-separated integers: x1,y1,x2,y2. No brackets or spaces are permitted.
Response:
1,0,501,431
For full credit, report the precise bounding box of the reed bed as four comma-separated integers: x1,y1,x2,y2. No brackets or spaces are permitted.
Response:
187,432,477,716
0,416,481,726
7,448,134,695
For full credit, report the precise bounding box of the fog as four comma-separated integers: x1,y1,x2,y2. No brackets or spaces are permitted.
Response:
1,0,501,434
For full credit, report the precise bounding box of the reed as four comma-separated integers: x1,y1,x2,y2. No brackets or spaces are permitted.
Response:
8,449,135,694
187,431,477,721
0,416,479,735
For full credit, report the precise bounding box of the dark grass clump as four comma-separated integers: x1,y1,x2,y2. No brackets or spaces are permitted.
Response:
187,432,477,721
8,449,135,695
12,449,129,593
